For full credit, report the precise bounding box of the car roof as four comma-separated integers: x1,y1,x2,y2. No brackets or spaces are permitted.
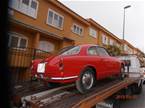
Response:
78,44,99,47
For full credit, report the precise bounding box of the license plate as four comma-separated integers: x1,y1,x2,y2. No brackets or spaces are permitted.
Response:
37,63,46,73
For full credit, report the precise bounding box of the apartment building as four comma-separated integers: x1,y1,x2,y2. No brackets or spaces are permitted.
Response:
8,0,141,82
87,18,122,48
122,40,136,54
9,0,124,52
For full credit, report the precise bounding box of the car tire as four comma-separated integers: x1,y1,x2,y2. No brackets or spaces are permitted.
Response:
76,68,95,94
132,84,142,95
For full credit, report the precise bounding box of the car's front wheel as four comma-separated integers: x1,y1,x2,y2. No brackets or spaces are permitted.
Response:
76,68,95,94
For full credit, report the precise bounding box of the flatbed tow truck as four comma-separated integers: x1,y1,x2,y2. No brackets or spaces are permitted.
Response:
21,76,144,108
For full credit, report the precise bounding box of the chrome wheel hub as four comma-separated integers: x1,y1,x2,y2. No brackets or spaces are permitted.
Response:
82,72,94,90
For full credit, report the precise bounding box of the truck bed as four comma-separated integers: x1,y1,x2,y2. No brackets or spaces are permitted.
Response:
22,77,140,108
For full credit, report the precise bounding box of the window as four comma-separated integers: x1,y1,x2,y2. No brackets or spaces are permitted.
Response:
124,45,128,51
96,47,109,56
102,34,108,45
47,9,64,29
88,46,98,55
9,0,39,18
89,28,97,38
9,32,28,49
10,36,19,48
48,11,53,24
61,46,80,56
31,0,37,9
72,24,83,36
58,46,75,55
38,41,55,52
22,0,29,5
109,39,114,45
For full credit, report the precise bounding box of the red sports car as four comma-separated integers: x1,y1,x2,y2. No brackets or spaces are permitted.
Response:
31,44,124,93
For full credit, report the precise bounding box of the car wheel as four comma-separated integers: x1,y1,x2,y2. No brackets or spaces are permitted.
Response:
76,68,95,94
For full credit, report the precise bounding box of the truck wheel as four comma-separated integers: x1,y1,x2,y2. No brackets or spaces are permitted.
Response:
113,99,120,108
135,85,142,94
76,68,95,94
131,84,142,94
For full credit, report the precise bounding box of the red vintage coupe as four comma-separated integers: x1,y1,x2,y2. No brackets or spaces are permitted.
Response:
31,44,124,93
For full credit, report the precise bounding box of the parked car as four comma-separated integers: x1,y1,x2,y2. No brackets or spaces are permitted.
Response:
31,44,124,93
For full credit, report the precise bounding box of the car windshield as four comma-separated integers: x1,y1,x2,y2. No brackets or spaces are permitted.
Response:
58,46,80,55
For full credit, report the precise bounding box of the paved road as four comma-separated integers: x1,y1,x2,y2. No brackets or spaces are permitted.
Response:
120,85,145,108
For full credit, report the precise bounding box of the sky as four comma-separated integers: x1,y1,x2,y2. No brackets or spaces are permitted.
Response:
59,0,145,53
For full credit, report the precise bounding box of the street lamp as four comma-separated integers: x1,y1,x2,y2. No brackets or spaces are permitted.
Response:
122,5,131,40
122,5,131,53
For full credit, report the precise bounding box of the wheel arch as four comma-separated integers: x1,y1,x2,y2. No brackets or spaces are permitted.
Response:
81,65,97,79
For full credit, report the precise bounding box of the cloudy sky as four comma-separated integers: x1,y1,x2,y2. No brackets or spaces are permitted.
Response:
60,0,145,52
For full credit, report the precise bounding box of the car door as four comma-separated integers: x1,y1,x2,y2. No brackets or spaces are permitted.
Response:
87,46,106,79
96,47,112,78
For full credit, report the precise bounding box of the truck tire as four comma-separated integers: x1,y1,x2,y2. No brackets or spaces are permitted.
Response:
113,99,120,108
131,84,142,95
136,85,142,94
76,68,95,94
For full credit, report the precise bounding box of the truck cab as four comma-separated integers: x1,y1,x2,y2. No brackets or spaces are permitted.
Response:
117,54,144,79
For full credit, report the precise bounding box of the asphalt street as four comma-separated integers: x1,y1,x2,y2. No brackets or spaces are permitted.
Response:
120,85,145,108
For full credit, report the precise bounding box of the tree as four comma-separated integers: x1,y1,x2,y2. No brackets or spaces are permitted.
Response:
106,45,122,56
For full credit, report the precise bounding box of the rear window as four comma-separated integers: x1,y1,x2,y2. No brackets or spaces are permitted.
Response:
61,46,80,56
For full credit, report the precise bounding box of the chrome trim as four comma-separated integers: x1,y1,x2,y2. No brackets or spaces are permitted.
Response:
51,76,78,80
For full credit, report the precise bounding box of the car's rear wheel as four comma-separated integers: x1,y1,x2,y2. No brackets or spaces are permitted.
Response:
76,68,95,94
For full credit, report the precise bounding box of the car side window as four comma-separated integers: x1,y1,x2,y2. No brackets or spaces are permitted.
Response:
96,47,109,56
88,46,99,55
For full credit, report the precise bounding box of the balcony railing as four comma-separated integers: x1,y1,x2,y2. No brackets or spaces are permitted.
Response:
8,47,51,84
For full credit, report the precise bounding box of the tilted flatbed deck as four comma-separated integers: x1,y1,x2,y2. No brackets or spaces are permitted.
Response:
22,77,140,108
